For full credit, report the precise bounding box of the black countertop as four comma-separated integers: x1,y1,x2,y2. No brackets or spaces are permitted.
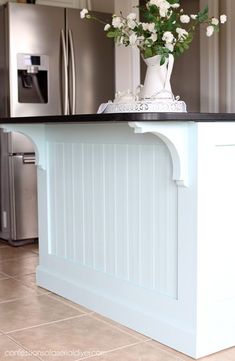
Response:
1,112,235,124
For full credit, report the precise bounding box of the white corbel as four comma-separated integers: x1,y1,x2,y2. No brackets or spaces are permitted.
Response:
128,121,190,187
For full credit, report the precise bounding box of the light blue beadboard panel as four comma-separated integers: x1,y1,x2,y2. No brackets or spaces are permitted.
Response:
72,143,84,264
83,144,94,268
48,142,66,258
63,143,75,261
104,144,116,275
128,145,140,285
47,139,178,298
115,144,129,279
93,144,105,271
47,142,56,255
139,145,155,289
166,153,178,298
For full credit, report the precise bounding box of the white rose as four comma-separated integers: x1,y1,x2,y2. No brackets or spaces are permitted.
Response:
141,22,149,31
159,2,171,17
191,14,197,20
165,42,174,52
171,3,180,8
80,8,88,19
149,0,163,6
176,27,188,40
112,16,123,29
127,13,137,21
148,23,156,33
206,25,214,37
162,31,174,43
129,33,138,46
150,33,158,42
104,24,111,31
220,14,227,24
180,15,190,23
127,19,136,29
211,17,219,26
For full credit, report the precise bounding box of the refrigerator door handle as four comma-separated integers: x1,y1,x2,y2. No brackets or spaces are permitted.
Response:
61,29,69,115
68,29,76,115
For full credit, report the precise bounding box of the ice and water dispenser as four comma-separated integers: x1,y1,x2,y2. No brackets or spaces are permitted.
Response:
17,54,49,103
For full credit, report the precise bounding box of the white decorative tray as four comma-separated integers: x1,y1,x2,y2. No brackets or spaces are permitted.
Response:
98,99,187,114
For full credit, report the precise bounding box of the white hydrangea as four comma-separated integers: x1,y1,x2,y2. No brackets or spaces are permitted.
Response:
220,14,227,24
112,16,123,29
180,15,190,23
191,14,197,20
206,25,214,37
80,8,88,19
162,31,174,43
211,17,219,26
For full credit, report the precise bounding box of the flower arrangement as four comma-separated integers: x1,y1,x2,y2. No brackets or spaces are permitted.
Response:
80,0,227,65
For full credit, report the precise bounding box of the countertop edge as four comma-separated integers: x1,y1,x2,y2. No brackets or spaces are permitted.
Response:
1,112,235,124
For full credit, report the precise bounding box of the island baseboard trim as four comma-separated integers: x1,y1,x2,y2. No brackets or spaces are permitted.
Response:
36,265,197,358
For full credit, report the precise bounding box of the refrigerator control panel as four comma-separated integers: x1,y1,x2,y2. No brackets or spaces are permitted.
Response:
17,54,49,104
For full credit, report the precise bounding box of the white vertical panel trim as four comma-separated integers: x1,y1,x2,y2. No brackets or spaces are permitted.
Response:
81,143,85,265
225,0,232,112
152,145,156,289
91,144,95,269
103,144,107,272
138,145,142,286
200,0,220,112
126,145,130,281
114,144,118,276
114,0,140,93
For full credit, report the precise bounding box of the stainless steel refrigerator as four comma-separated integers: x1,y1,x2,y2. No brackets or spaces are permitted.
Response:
0,130,38,245
0,2,114,117
0,3,114,245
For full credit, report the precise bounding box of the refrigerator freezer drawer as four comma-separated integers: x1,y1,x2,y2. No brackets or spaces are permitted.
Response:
9,155,38,241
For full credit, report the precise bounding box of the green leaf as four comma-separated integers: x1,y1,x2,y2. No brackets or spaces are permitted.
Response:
106,31,116,38
160,56,166,65
198,5,209,23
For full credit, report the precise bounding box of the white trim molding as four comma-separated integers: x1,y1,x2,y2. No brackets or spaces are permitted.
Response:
114,0,140,94
200,0,220,112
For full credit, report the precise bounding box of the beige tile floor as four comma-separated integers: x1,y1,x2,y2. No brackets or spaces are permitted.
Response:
0,239,235,361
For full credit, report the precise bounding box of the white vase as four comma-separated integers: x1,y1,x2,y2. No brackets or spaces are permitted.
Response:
140,54,174,100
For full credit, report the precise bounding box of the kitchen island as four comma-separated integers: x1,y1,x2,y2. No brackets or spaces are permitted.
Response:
1,112,235,359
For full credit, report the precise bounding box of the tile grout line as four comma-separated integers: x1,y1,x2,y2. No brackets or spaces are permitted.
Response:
45,293,95,314
76,338,151,361
90,313,151,343
5,333,44,361
3,313,88,335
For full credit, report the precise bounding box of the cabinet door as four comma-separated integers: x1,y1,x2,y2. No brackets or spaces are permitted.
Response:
67,8,115,114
